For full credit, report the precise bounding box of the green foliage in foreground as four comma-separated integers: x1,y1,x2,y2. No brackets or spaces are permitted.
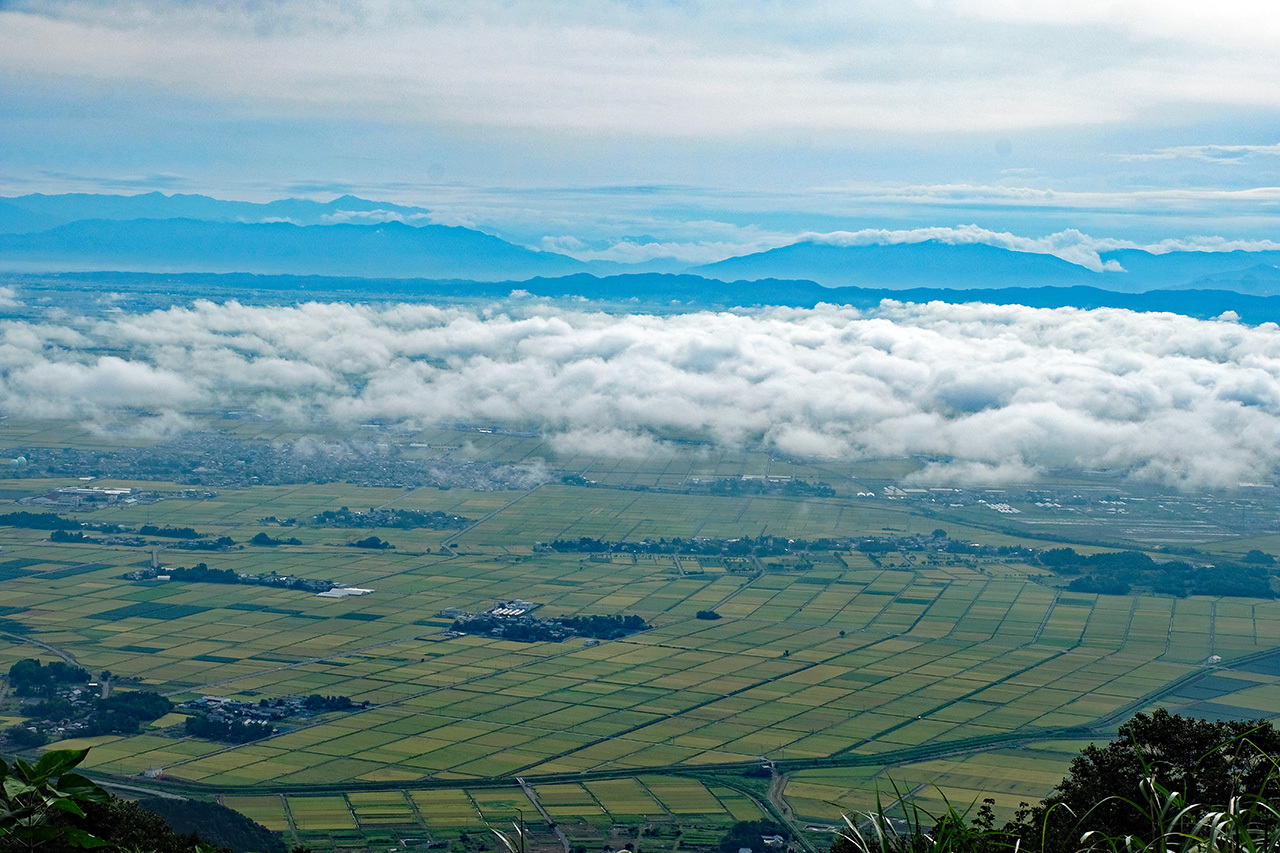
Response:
0,748,110,852
0,750,279,853
831,710,1280,853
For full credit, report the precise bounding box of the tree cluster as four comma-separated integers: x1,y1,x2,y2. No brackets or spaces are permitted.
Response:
7,660,90,697
347,535,392,550
171,536,236,551
450,612,649,643
558,614,648,639
313,507,470,529
137,524,204,539
718,820,788,853
167,563,238,583
183,714,273,743
48,529,94,544
249,532,301,547
301,694,361,712
1040,547,1275,597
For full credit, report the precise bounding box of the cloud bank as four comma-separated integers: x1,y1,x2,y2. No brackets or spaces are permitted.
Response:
3,0,1277,137
6,299,1280,488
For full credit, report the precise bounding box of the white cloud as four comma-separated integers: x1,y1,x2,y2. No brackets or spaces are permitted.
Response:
320,209,433,225
6,298,1280,489
2,0,1279,137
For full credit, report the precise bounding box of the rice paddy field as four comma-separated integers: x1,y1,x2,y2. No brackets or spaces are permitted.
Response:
3,420,1280,851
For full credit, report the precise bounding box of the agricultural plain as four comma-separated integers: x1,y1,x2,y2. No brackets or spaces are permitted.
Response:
2,419,1280,850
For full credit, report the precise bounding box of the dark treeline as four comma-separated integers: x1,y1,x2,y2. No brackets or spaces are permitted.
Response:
0,511,87,530
183,714,273,743
451,613,648,643
172,535,236,550
314,506,471,529
249,531,301,547
1042,547,1275,597
302,694,362,712
127,563,335,592
138,524,203,539
347,535,392,549
167,562,238,583
558,614,648,639
549,535,853,557
49,529,95,543
549,532,1036,560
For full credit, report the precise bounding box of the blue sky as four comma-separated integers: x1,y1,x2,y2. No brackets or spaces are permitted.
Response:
1,0,1277,262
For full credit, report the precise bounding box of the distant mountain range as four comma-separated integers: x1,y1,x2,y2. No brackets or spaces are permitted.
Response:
693,240,1280,294
1,192,1278,294
0,191,432,232
0,217,586,281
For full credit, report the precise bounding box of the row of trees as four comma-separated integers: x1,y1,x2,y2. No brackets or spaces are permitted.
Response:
313,507,470,529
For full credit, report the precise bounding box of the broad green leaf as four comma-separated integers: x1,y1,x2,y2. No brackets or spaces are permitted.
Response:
50,797,87,818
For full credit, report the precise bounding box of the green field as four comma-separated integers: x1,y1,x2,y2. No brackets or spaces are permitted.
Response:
2,420,1280,850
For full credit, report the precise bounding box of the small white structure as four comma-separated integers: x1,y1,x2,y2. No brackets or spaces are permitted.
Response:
317,587,374,598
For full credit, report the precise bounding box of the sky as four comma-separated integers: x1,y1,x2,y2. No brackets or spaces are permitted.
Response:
1,0,1278,262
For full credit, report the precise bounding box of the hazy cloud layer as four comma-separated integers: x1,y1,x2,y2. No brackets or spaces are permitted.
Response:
2,0,1276,136
1120,144,1280,163
4,299,1280,488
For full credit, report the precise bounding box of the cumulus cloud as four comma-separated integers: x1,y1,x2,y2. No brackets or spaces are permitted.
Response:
5,299,1280,488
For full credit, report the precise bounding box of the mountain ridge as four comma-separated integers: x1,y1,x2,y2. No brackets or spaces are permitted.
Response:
2,193,1280,294
0,217,586,281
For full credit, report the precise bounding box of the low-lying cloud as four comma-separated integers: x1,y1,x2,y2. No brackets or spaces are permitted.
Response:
5,298,1280,488
799,226,1280,273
